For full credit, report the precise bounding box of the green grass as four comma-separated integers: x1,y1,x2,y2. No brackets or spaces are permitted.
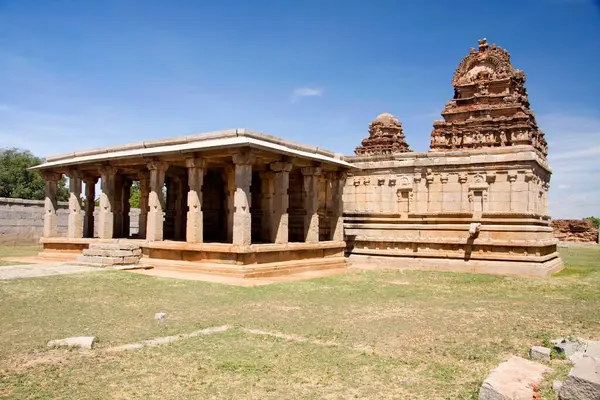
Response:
0,245,598,399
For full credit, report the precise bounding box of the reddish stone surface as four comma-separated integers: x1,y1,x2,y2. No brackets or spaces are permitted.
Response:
355,113,412,156
551,219,599,243
430,39,548,156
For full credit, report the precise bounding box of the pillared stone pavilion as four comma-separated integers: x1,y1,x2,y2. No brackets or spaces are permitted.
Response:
32,39,562,278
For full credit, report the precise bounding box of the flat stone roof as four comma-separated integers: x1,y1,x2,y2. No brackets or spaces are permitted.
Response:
31,129,353,170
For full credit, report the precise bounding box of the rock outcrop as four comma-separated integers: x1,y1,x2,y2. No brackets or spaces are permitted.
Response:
551,220,599,243
430,38,548,156
355,113,412,156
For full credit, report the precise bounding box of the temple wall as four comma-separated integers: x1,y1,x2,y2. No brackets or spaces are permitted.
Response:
343,146,563,277
0,197,139,244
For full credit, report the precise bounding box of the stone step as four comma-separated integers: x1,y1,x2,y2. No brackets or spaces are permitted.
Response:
88,243,141,251
77,255,140,266
82,248,142,257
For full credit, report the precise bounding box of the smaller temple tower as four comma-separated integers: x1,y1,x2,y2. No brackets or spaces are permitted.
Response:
355,113,412,156
430,39,548,156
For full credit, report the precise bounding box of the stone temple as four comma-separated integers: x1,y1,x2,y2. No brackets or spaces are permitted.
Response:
31,39,563,278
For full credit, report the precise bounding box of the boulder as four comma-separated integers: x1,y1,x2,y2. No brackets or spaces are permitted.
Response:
47,336,97,350
559,356,600,400
530,346,551,361
479,356,550,400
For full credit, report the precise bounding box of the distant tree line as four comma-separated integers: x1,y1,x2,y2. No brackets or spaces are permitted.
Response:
586,217,600,229
0,148,68,201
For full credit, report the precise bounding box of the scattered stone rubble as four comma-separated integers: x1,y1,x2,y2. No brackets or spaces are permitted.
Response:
523,337,600,400
551,220,599,243
479,337,600,399
47,336,97,350
77,243,141,266
478,356,549,400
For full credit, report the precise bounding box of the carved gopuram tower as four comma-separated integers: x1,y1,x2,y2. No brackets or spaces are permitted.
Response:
430,39,548,156
343,39,563,278
355,113,412,156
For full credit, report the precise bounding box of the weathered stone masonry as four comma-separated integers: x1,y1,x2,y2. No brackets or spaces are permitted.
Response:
0,197,139,244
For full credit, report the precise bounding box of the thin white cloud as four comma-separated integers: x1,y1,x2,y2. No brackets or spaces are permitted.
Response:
541,113,600,219
291,87,323,102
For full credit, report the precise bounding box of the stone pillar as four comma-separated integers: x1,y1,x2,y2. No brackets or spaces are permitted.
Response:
259,171,275,242
146,161,169,242
42,172,61,237
232,152,254,246
301,166,321,243
121,179,131,238
508,171,517,212
98,166,118,239
459,173,468,212
270,162,292,244
83,177,98,238
330,171,346,242
67,171,84,239
222,166,235,243
138,172,149,239
113,174,124,238
186,158,205,243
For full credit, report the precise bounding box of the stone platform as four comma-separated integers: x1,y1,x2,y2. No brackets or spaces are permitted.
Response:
344,212,563,278
39,238,347,278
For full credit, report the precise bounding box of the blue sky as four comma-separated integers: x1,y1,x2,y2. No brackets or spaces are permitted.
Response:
0,0,599,218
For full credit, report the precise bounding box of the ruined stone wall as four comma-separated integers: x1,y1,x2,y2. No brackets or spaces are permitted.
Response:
551,219,599,243
0,197,140,244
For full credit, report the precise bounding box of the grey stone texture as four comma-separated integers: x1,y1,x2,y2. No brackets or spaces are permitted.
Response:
559,357,600,400
0,197,139,244
478,356,550,400
530,346,551,362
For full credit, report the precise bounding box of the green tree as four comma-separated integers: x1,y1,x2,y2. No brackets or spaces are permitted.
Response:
129,181,140,208
585,216,600,229
0,148,68,201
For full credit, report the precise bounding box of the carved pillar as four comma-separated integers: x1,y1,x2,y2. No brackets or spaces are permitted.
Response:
83,176,98,238
121,179,131,238
260,170,275,242
67,171,84,239
42,172,61,237
301,166,321,243
138,172,149,239
525,171,534,213
232,151,254,246
508,171,517,212
146,161,169,242
185,158,205,243
222,166,235,242
440,173,448,211
425,169,434,213
270,161,292,244
459,173,468,212
98,166,118,239
112,174,124,238
330,171,346,241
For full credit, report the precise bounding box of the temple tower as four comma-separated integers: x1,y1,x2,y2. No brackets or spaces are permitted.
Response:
430,38,548,156
355,113,412,156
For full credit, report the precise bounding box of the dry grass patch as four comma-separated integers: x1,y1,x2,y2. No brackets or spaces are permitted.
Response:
0,245,598,399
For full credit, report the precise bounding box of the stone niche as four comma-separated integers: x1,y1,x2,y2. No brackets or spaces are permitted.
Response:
343,39,563,278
